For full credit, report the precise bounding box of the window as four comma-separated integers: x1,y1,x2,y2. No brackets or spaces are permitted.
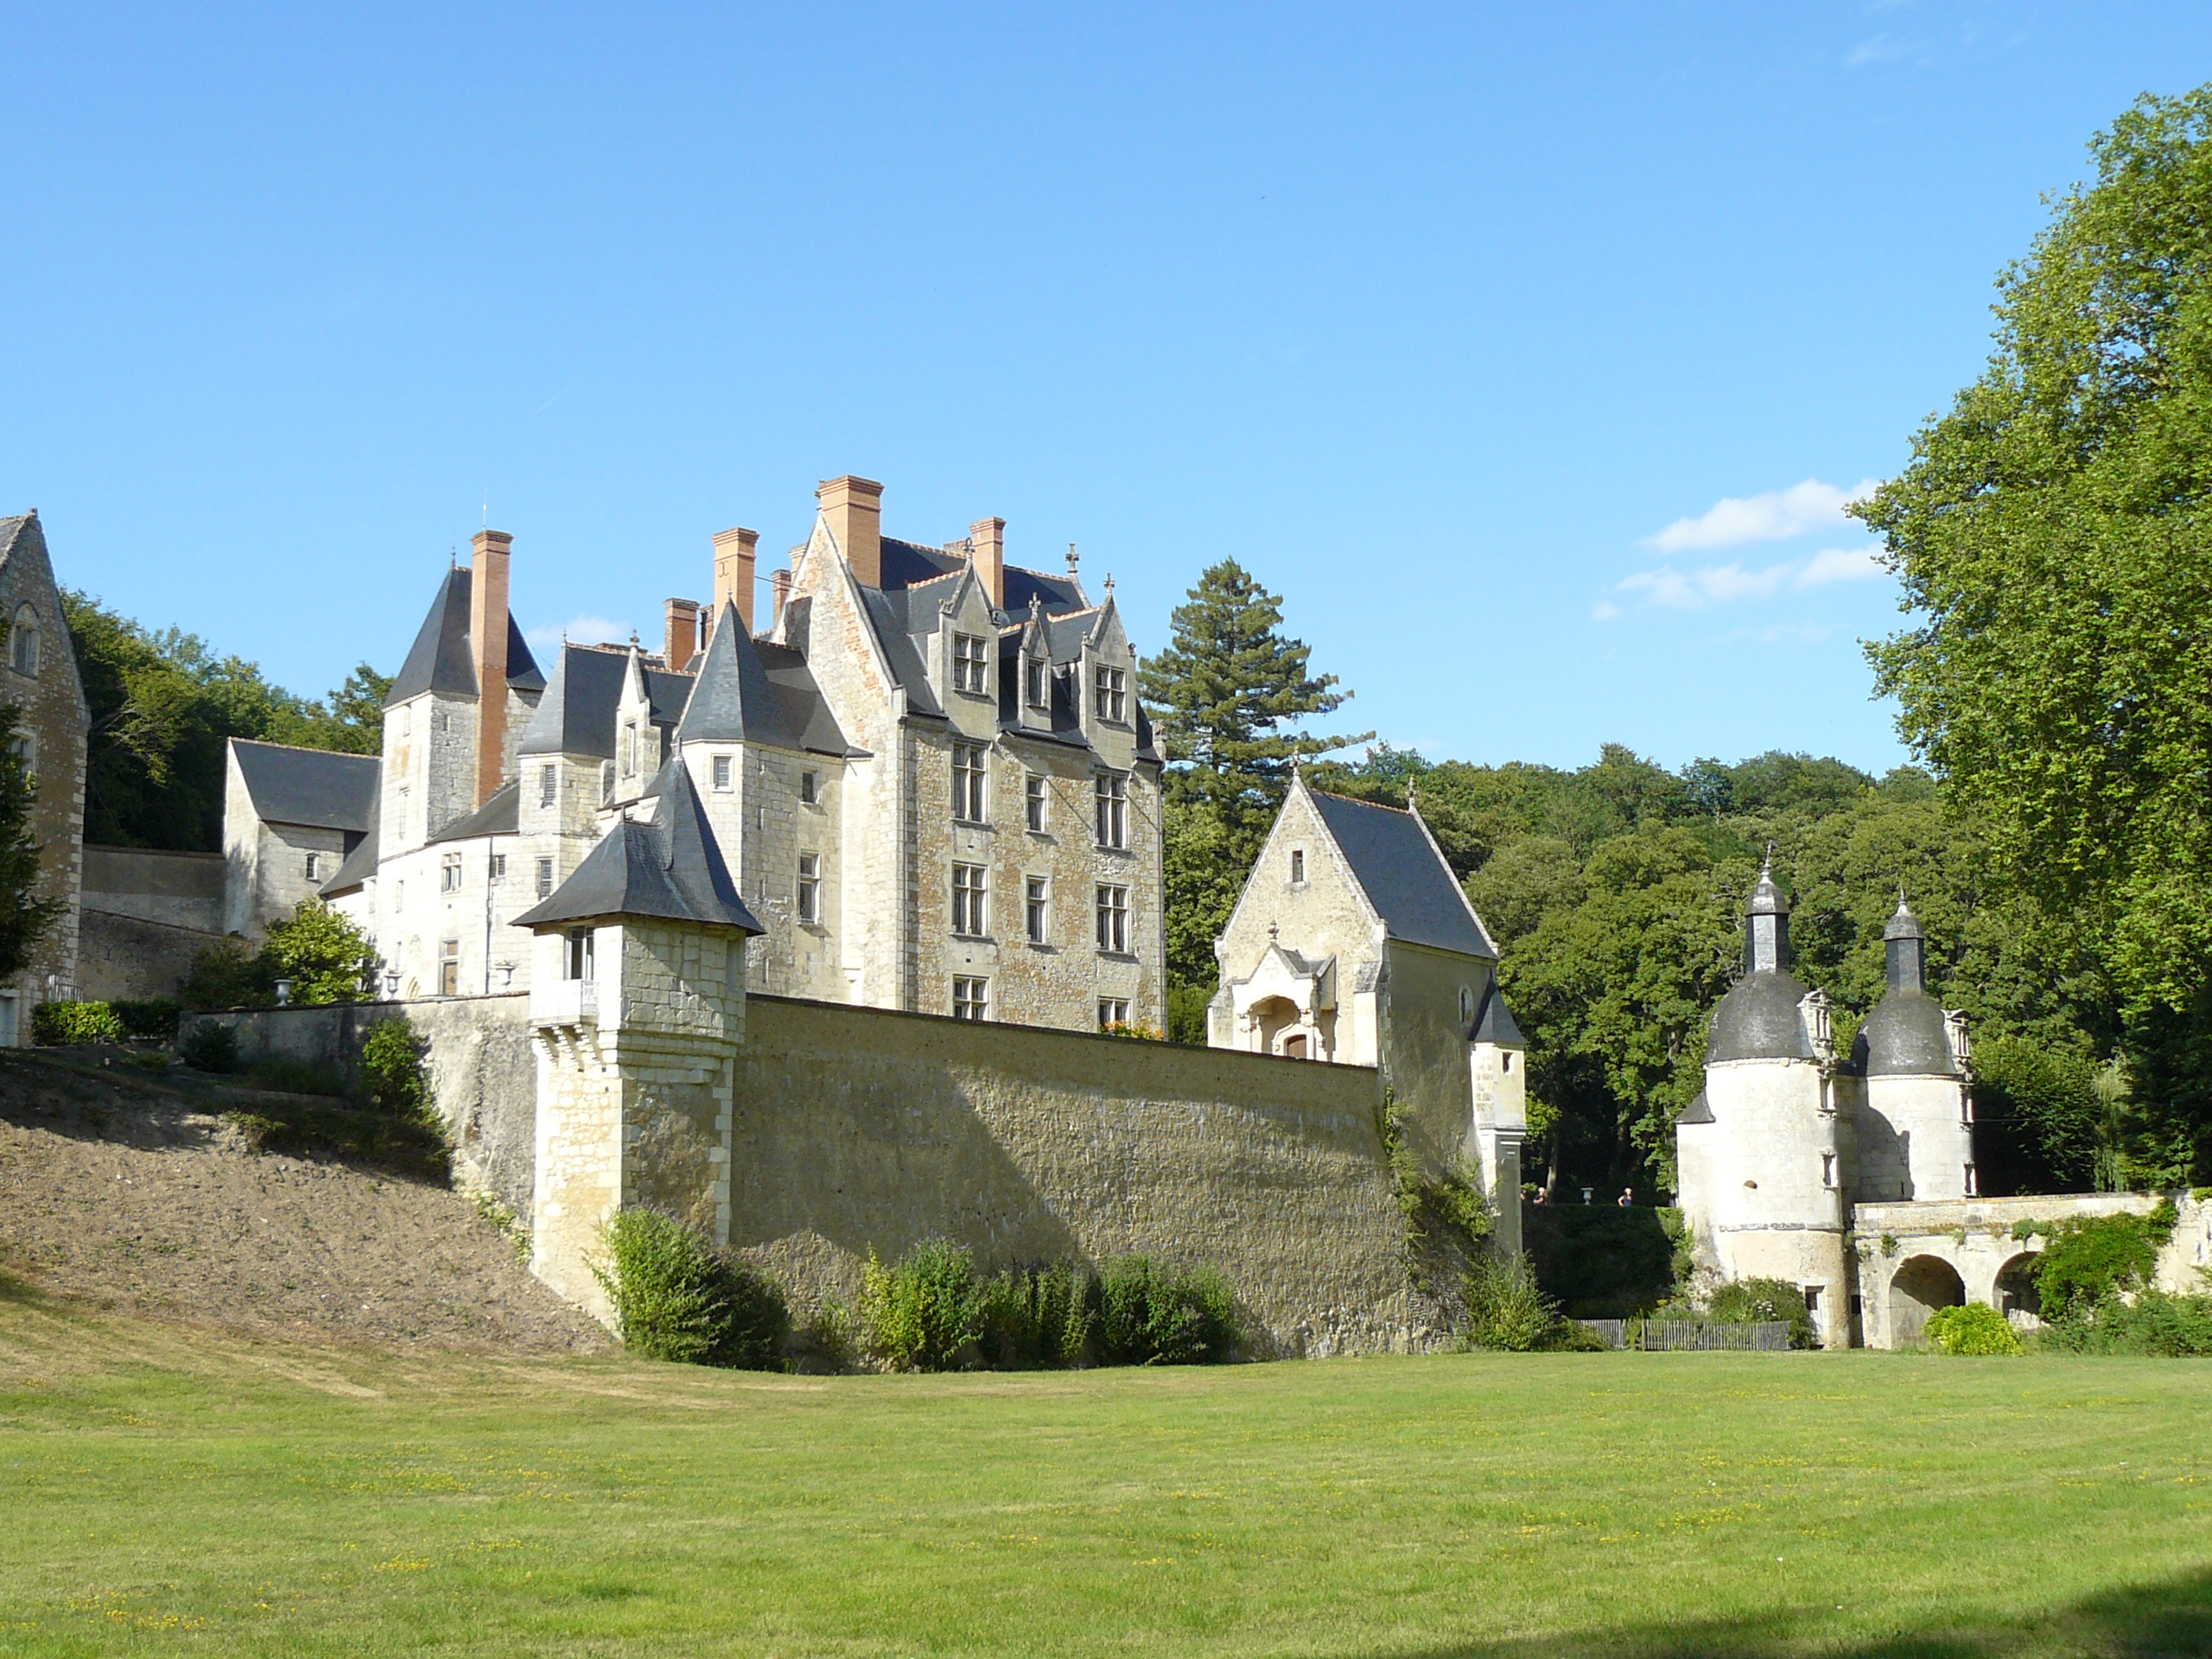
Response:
1096,884,1129,954
394,878,404,908
1099,998,1129,1030
1964,1162,1980,1197
712,754,733,791
800,770,819,804
439,938,460,996
1025,772,1047,833
621,722,638,778
490,854,506,881
1093,664,1127,722
952,864,988,937
397,707,411,738
536,857,555,899
539,764,558,808
1095,773,1128,849
600,763,614,804
952,632,988,694
1290,849,1306,884
564,927,594,982
798,853,821,925
1803,1285,1822,1316
10,607,38,676
441,852,463,892
6,732,32,783
1026,876,1049,944
1821,1151,1837,1189
1026,655,1048,709
951,743,988,823
952,976,989,1021
1459,986,1474,1023
304,852,321,881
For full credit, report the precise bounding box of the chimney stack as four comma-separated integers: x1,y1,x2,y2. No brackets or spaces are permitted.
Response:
969,516,1006,610
468,529,513,809
711,527,759,633
771,568,792,630
664,598,701,672
817,475,883,589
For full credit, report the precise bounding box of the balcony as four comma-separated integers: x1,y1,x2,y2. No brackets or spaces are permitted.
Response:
532,977,598,1028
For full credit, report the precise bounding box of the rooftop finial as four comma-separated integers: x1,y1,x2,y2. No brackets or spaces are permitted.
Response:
1066,541,1079,578
1103,572,1115,594
1268,920,1280,944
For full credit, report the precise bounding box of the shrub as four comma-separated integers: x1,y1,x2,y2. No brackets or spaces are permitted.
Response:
1165,981,1213,1046
591,1208,789,1370
1924,1301,2022,1356
180,937,273,1011
1462,1253,1561,1352
359,1018,434,1128
2023,1205,2176,1319
2037,1291,2212,1357
179,1020,240,1073
1708,1277,1817,1349
1100,1020,1165,1041
261,901,378,1005
1522,1204,1676,1319
861,1240,983,1372
242,1058,348,1097
976,1262,1096,1370
1096,1255,1239,1365
111,999,181,1042
31,1001,124,1046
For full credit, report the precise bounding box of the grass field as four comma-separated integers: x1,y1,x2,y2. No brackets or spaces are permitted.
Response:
3,1286,2209,1657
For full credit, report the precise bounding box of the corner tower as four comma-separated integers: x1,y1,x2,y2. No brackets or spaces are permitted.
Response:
1850,895,1974,1202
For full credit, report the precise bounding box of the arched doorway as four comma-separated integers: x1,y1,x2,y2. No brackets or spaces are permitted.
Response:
1245,995,1300,1057
1994,1253,2043,1329
1890,1255,1966,1346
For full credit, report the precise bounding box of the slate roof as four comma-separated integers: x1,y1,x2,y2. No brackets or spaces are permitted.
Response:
875,537,1086,616
427,779,519,842
231,740,380,833
511,762,760,935
1471,978,1525,1045
518,645,632,759
319,792,380,898
386,567,545,704
1677,1090,1715,1125
1306,787,1497,959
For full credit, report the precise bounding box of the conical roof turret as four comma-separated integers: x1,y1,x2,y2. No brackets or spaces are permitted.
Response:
1856,887,1957,1076
1707,850,1814,1064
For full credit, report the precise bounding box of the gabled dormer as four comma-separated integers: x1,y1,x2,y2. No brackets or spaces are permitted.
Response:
1001,594,1055,735
607,646,658,808
928,563,1001,743
1075,588,1138,770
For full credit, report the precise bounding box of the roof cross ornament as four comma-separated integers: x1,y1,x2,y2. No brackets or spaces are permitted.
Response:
1066,542,1079,578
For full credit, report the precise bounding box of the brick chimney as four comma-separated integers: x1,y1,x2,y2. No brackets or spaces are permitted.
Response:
817,475,883,589
969,516,1006,610
711,527,759,633
664,598,701,672
468,529,512,809
771,568,792,630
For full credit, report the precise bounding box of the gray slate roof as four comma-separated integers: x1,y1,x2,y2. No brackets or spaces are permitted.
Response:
319,791,380,897
387,567,545,704
677,601,798,747
232,740,380,833
428,779,519,842
1471,978,1525,1045
518,645,632,759
1706,971,1815,1064
1307,788,1497,959
1853,992,1958,1077
511,761,760,935
1677,1090,1714,1125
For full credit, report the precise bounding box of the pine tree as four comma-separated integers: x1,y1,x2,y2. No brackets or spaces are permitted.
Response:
0,695,62,982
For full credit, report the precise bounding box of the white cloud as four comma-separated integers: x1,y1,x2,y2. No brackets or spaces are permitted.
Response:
527,613,635,649
1796,546,1885,587
1646,478,1878,553
1591,600,1623,622
1618,561,1794,609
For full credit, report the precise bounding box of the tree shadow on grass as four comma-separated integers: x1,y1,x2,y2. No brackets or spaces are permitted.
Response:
1389,1564,2212,1659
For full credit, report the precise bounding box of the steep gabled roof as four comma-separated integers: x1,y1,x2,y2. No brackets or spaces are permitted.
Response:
1471,977,1525,1045
518,644,631,759
386,567,544,704
427,779,519,842
319,780,381,897
1306,785,1497,960
676,601,798,747
231,739,380,833
511,762,760,935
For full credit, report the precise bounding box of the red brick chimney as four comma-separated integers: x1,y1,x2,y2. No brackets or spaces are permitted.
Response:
469,529,512,808
817,475,883,589
664,598,701,672
969,516,1006,610
712,527,759,633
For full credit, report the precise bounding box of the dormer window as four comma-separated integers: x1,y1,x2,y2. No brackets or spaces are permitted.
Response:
1026,655,1048,709
952,633,988,695
800,770,819,804
1093,664,1127,723
540,764,558,808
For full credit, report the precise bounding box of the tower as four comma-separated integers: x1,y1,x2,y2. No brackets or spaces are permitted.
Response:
1851,894,1974,1202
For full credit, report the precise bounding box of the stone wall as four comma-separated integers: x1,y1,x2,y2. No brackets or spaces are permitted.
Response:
77,911,224,1002
82,845,226,932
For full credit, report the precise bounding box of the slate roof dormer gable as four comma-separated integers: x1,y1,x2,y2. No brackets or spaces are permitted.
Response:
386,566,544,705
518,643,632,760
1302,781,1500,961
512,760,761,936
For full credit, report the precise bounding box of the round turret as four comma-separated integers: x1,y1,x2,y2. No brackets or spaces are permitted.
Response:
1706,857,1815,1063
1853,895,1958,1077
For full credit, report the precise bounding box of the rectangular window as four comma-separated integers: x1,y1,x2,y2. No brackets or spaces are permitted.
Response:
1025,772,1046,833
394,878,404,908
952,632,988,694
6,732,33,783
1289,849,1305,884
601,763,614,804
539,764,558,808
952,864,988,937
798,852,821,925
621,721,637,777
490,854,506,881
1026,655,1048,709
1099,997,1130,1030
712,754,733,791
1026,875,1049,944
439,938,460,996
1096,884,1129,954
1964,1162,1979,1197
1803,1285,1822,1316
441,852,463,892
303,851,320,880
536,857,555,899
1095,773,1128,849
565,927,594,982
1093,664,1127,722
801,770,819,804
1821,1152,1836,1189
952,976,989,1021
951,742,988,823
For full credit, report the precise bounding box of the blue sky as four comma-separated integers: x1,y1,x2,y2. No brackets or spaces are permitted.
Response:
5,3,2209,775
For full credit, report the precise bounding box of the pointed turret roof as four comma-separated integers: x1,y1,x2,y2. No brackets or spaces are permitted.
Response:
676,600,795,747
387,566,544,704
1884,893,1925,941
511,761,760,935
1470,979,1525,1046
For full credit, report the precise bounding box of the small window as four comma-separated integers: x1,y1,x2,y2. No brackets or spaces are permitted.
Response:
441,852,463,892
1099,998,1130,1030
1964,1162,1979,1197
5,732,31,782
1503,1052,1513,1073
1290,849,1306,884
304,852,321,881
539,765,558,808
798,852,821,925
1093,664,1127,722
1026,655,1048,709
439,938,460,996
1095,773,1128,849
1025,772,1046,833
1821,1152,1837,1189
10,606,39,676
800,770,819,804
952,743,988,823
952,864,988,937
953,976,989,1021
1459,985,1473,1023
621,722,638,778
600,762,614,804
397,707,411,738
491,854,506,881
1803,1285,1822,1315
712,754,733,791
564,927,594,982
1025,875,1049,944
535,857,555,899
952,632,988,694
394,878,404,908
1096,883,1129,954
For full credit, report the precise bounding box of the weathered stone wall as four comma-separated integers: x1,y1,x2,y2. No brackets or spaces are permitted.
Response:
723,995,1420,1357
76,911,223,1001
82,845,226,932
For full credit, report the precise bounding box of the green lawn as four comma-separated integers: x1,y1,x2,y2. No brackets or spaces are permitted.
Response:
3,1288,2209,1657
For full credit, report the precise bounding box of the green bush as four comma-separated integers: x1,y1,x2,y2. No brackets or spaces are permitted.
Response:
179,1021,240,1073
591,1208,789,1370
31,1001,125,1046
860,1239,983,1372
2020,1205,2176,1319
359,1018,434,1127
111,999,181,1042
1707,1277,1817,1349
180,937,274,1011
1096,1255,1240,1365
2037,1290,2212,1357
1462,1253,1562,1351
976,1262,1096,1370
241,1058,348,1097
180,904,379,1012
1522,1204,1679,1318
1924,1301,2022,1356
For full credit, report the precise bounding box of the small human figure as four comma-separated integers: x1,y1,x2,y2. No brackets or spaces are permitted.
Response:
1618,1186,1634,1207
1530,1186,1547,1205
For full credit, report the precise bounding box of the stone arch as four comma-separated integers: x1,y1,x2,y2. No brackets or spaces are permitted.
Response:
1994,1252,2043,1327
1245,994,1302,1057
1889,1254,1966,1345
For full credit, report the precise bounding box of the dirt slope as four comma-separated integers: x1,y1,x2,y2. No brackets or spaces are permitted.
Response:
0,1050,605,1351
